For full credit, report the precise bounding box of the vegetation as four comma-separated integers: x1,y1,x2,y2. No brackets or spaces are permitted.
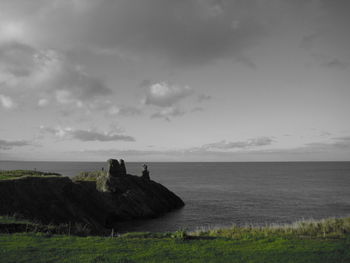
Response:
190,217,350,239
0,170,61,180
72,171,106,181
0,216,94,236
0,217,349,262
0,216,32,225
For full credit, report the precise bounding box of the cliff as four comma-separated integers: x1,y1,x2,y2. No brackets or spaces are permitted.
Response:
0,161,184,233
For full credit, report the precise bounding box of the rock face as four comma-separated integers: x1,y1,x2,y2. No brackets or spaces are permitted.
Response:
0,160,184,233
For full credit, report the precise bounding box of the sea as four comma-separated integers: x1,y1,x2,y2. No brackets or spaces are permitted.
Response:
1,161,349,233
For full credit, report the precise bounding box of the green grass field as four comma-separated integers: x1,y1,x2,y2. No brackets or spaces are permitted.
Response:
0,170,61,180
0,232,349,263
1,217,349,263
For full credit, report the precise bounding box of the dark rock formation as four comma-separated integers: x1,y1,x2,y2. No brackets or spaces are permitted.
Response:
142,164,150,180
0,160,184,234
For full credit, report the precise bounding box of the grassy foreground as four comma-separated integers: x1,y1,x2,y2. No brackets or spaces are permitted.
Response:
1,217,349,263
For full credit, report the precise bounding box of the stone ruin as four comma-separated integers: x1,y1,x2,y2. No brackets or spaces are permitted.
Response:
107,159,127,177
106,159,150,180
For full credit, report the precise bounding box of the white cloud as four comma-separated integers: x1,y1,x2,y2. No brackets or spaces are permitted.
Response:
40,126,135,142
37,98,49,107
151,106,186,121
201,137,274,150
0,21,25,43
86,99,142,117
0,94,16,109
0,42,112,110
144,82,193,107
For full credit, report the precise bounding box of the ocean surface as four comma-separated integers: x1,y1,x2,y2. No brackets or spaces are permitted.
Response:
1,161,350,233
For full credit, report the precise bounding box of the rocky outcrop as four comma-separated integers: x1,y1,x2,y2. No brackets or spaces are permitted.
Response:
0,160,184,233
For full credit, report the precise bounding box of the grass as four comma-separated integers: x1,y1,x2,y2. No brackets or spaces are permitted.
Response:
0,216,32,225
190,217,350,239
0,170,61,180
0,216,94,236
0,217,349,262
72,171,106,181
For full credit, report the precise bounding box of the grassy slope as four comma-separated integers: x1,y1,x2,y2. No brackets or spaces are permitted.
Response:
0,233,349,263
1,217,350,263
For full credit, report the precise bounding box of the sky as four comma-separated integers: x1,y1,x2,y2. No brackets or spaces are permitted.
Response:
0,0,350,162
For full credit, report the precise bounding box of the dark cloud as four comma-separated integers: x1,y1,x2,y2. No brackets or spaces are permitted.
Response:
0,139,31,150
0,0,269,67
81,0,266,66
0,42,36,77
2,0,350,68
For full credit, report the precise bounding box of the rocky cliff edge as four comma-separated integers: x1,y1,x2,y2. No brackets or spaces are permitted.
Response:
0,160,184,233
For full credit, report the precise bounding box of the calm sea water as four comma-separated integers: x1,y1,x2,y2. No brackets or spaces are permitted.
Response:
1,161,349,232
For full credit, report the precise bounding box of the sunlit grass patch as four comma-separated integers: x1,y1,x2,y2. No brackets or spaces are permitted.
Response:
0,170,61,180
72,171,106,181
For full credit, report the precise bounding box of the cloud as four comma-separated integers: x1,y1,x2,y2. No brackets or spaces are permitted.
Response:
299,33,319,50
197,94,212,103
200,137,274,150
0,94,16,109
40,126,135,142
69,130,135,142
0,42,35,78
0,139,30,150
86,99,142,117
251,136,350,155
0,41,112,109
70,135,350,161
151,106,186,121
191,107,204,112
0,0,271,66
144,82,193,107
2,0,350,68
323,58,348,69
105,105,142,117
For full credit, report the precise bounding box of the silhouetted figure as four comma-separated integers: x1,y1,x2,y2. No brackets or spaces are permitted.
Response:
142,164,150,180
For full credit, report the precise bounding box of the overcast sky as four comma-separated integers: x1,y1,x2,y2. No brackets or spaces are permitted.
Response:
1,0,350,161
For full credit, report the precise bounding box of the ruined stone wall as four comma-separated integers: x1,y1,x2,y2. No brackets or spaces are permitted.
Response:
107,159,127,177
